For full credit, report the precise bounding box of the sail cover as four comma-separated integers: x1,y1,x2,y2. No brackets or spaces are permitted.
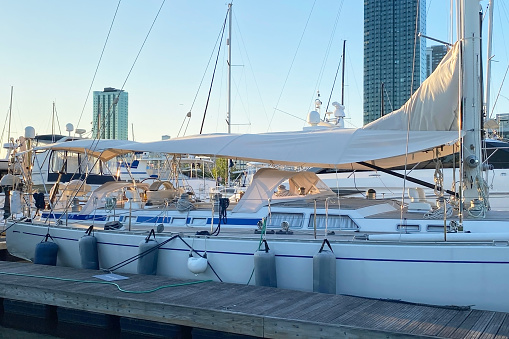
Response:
364,43,460,131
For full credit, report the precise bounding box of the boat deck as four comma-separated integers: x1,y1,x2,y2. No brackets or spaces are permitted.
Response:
0,261,507,339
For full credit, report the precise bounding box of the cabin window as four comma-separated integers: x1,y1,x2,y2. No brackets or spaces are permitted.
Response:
310,215,358,230
50,151,100,175
426,224,451,232
171,217,187,226
191,218,207,226
266,213,304,229
396,224,420,232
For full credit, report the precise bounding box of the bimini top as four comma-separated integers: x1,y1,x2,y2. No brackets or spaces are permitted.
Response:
233,168,336,213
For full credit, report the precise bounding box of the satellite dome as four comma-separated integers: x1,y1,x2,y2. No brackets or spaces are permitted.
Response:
307,111,321,125
24,126,36,139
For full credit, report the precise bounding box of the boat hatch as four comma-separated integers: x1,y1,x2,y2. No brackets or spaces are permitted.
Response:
396,224,420,232
266,213,304,229
311,214,358,230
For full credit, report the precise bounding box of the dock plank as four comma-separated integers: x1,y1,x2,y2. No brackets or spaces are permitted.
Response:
477,313,507,339
493,314,509,339
0,261,509,339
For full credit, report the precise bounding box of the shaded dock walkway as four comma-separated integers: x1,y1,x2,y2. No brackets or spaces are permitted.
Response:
0,261,508,338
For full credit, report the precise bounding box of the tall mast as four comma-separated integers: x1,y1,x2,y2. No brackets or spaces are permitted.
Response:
341,40,346,106
52,102,55,142
227,3,232,134
227,3,232,186
459,0,485,217
485,0,494,119
8,86,13,145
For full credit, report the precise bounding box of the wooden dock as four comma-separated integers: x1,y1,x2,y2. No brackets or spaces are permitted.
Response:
0,261,508,339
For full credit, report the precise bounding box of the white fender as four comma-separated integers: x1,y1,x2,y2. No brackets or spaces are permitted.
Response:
187,254,208,274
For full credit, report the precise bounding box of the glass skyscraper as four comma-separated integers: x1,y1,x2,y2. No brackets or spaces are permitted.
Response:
426,45,448,78
363,0,426,125
92,87,128,140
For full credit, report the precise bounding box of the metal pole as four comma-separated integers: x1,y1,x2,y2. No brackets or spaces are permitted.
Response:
8,86,12,147
485,0,494,118
227,3,232,135
341,40,346,106
227,3,232,187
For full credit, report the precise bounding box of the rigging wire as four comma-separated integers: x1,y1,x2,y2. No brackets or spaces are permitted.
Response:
184,7,233,136
488,0,509,119
75,0,122,131
53,103,62,135
324,44,344,117
268,0,317,132
309,0,344,115
400,0,422,223
96,0,166,141
118,1,165,94
200,7,229,134
383,84,394,112
489,64,509,119
233,13,268,131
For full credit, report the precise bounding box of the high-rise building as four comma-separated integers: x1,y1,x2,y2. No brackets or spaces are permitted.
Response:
497,113,509,139
364,0,426,125
92,87,128,140
426,45,448,78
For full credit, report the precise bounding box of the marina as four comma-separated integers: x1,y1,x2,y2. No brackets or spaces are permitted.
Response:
1,1,509,337
1,260,509,339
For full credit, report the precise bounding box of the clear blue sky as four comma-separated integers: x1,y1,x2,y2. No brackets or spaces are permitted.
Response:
0,1,507,143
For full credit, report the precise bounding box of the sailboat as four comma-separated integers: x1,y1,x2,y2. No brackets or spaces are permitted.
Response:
5,0,509,313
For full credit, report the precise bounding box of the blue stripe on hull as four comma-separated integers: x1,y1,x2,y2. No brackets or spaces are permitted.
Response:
14,229,509,265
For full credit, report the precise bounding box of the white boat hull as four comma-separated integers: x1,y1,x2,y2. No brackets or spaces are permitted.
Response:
7,221,509,313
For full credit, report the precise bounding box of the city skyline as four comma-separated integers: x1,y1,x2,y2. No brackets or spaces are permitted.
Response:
363,0,427,124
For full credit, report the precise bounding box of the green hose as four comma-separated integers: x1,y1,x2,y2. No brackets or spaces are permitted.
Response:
0,271,211,294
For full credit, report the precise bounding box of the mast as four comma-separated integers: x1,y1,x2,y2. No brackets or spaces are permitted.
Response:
227,3,232,186
485,0,494,119
52,102,55,142
341,40,346,106
8,86,12,146
227,3,232,134
459,0,486,217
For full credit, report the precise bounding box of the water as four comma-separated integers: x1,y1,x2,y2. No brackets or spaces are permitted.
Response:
0,325,57,339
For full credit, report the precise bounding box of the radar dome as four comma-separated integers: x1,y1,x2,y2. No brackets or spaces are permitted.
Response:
24,126,36,139
307,111,321,126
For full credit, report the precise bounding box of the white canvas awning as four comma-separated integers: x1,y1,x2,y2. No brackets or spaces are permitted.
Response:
33,139,141,161
233,168,336,213
33,129,460,170
104,129,460,170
